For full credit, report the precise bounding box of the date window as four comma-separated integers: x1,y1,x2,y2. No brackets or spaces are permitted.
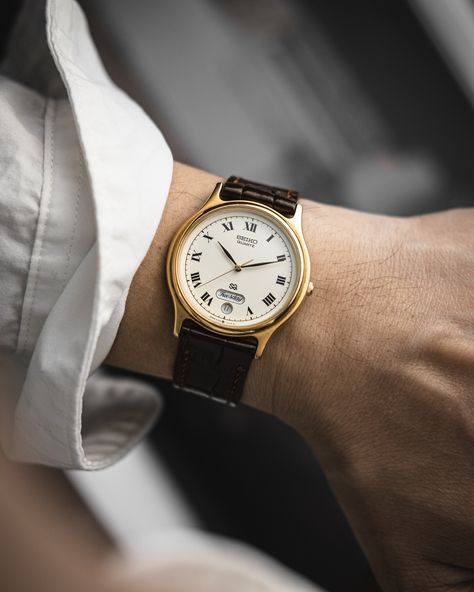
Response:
221,302,233,315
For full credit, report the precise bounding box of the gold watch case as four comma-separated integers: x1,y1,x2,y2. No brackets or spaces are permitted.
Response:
166,182,312,358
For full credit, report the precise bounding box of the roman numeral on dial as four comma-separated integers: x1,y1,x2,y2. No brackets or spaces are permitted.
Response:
247,306,253,316
262,293,276,307
190,272,201,287
266,234,275,242
203,234,213,242
200,291,213,305
222,221,233,232
276,275,286,286
244,222,257,232
277,254,286,262
191,251,202,262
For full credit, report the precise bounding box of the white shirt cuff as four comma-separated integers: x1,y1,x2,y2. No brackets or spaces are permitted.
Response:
0,0,172,469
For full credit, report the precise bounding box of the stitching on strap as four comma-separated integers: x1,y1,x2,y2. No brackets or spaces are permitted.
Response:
230,364,244,403
178,332,191,387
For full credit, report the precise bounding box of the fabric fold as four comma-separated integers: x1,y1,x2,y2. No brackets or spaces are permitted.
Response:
2,0,172,468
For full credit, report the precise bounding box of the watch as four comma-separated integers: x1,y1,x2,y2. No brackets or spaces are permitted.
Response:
166,176,312,406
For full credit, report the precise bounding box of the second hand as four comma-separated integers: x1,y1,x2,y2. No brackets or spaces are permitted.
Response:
199,258,254,288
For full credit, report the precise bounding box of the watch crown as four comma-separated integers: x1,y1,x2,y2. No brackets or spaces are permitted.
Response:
306,281,314,296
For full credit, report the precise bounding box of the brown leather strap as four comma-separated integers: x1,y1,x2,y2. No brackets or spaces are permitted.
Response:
220,175,299,218
173,320,257,406
173,176,298,405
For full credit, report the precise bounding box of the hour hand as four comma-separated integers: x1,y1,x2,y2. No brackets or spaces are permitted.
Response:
218,241,237,266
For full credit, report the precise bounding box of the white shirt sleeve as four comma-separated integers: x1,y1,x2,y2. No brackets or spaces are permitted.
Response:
0,0,172,469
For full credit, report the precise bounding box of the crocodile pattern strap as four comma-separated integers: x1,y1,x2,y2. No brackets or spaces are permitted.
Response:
173,320,257,406
220,175,299,218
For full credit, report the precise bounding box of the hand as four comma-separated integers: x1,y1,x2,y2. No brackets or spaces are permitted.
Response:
218,241,238,266
245,205,474,592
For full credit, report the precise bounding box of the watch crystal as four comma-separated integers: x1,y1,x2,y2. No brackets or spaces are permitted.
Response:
177,205,301,329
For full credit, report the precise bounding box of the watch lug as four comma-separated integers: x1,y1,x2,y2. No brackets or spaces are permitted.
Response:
254,325,279,358
254,334,270,359
288,203,303,232
202,181,224,209
172,301,189,337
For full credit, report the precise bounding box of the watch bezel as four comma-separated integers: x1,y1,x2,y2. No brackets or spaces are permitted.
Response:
166,182,311,357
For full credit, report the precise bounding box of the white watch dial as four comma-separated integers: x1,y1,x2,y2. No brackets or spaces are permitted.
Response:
177,205,301,329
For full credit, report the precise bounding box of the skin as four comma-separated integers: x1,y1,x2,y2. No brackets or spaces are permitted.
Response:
107,162,474,591
0,161,473,591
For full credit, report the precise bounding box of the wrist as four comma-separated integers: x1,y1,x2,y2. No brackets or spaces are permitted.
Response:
106,166,337,420
106,163,401,451
106,164,362,427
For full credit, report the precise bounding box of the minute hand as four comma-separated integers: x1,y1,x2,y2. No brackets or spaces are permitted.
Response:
240,260,280,268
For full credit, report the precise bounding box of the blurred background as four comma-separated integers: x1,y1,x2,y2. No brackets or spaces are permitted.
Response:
4,1,474,591
81,0,474,216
